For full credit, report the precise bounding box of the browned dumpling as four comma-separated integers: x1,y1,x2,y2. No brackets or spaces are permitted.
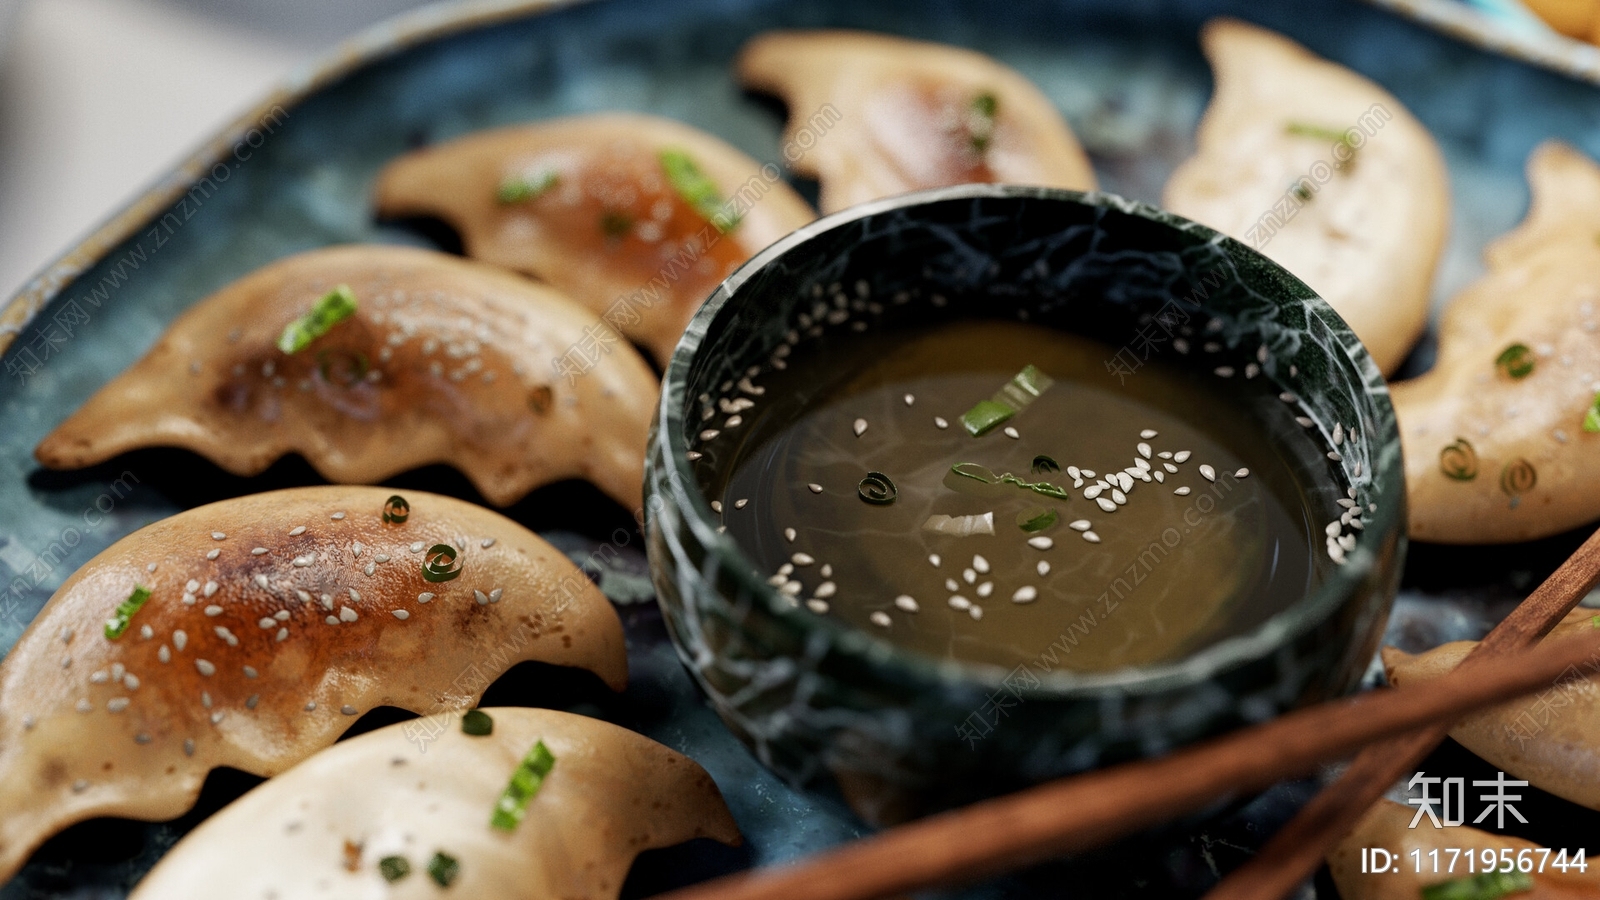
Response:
373,113,816,365
1384,607,1600,811
1330,800,1600,899
0,486,627,883
128,708,740,899
35,244,655,510
1164,19,1450,376
1394,143,1600,544
736,30,1096,215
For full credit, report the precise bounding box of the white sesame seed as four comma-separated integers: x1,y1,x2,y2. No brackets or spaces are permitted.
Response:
211,532,226,541
243,665,257,678
1325,521,1342,537
1066,520,1090,531
1338,534,1356,551
1003,426,1020,439
195,660,215,676
1328,451,1343,461
1214,366,1235,377
146,562,158,573
945,578,959,592
1140,429,1158,439
1081,470,1096,478
711,501,723,513
1084,485,1104,500
1111,489,1127,505
700,429,720,441
894,595,919,612
90,670,108,684
1199,465,1216,482
295,590,312,603
259,617,276,629
904,394,915,406
276,627,288,641
948,595,971,610
1235,468,1250,478
204,581,218,597
805,598,830,614
475,590,489,605
1332,423,1344,445
934,417,949,429
1174,487,1191,496
1154,471,1165,483
75,699,93,713
293,556,312,567
481,538,496,549
969,606,984,620
251,547,268,556
342,705,358,716
1137,442,1152,459
784,528,797,542
173,630,187,651
779,581,802,596
807,483,823,494
1037,561,1050,576
331,512,345,520
417,592,433,603
339,606,358,622
1027,536,1054,550
1096,497,1117,513
815,582,837,598
289,526,306,536
158,645,171,663
976,582,994,598
352,542,364,558
139,625,152,640
326,616,340,625
393,609,410,620
1337,498,1357,509
853,418,868,437
869,611,892,627
970,554,991,574
489,588,503,603
778,563,794,576
962,567,977,584
364,562,376,576
734,498,749,510
1174,451,1192,463
204,605,223,617
792,553,815,566
725,415,743,428
304,703,316,712
206,548,221,560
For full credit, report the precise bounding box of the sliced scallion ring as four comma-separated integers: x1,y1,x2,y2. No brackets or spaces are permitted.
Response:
422,544,463,583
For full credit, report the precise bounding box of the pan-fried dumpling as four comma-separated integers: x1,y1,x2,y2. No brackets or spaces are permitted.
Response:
737,30,1096,214
1163,18,1450,376
373,113,816,365
34,244,655,510
128,708,740,900
0,486,627,882
1384,607,1600,811
1393,143,1600,544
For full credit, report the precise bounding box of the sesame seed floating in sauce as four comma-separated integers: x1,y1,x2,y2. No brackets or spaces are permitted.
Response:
1082,531,1102,543
894,595,919,612
904,394,915,406
1037,561,1050,576
948,595,971,611
1173,451,1192,463
1174,487,1191,496
808,483,823,494
784,528,797,542
853,418,868,437
870,611,892,627
1235,468,1250,478
1199,465,1216,482
934,417,949,429
1027,536,1054,550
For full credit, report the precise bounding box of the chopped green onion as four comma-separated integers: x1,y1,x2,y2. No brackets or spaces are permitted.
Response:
1016,506,1058,533
1584,393,1600,433
1419,870,1533,900
949,463,1070,501
490,739,557,831
1592,614,1599,628
1031,455,1060,475
496,169,558,204
421,544,463,583
1495,343,1534,379
1439,438,1478,481
1291,181,1314,203
378,855,411,883
600,210,633,238
104,586,151,640
277,285,357,355
426,852,460,888
381,495,409,525
961,364,1054,436
960,400,1015,436
969,91,998,154
1500,458,1537,496
659,148,741,233
462,709,493,736
857,471,897,505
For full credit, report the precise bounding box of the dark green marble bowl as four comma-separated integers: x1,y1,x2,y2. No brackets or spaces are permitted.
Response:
644,185,1404,824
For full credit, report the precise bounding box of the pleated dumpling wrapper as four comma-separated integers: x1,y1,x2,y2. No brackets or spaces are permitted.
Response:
128,708,740,899
736,30,1096,215
1384,607,1600,812
34,244,655,511
1329,799,1600,900
1163,18,1449,376
0,486,627,883
372,113,816,366
1394,142,1600,544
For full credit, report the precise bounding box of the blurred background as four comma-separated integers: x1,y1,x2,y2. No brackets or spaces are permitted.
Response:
0,0,433,301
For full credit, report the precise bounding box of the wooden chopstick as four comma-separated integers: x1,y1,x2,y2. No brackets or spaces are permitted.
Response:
657,626,1600,900
1200,524,1600,900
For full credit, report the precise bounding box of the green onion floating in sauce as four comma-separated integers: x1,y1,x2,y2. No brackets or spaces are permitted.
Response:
1418,870,1533,900
104,585,151,640
659,148,742,233
277,285,357,355
496,169,558,204
381,495,410,525
1016,506,1058,533
1583,393,1600,433
1438,438,1478,481
490,739,557,831
857,471,897,505
950,462,1071,500
1031,455,1060,475
421,544,463,583
461,709,493,736
969,91,998,154
600,210,634,238
378,855,411,883
961,364,1053,436
426,852,460,888
1494,343,1535,379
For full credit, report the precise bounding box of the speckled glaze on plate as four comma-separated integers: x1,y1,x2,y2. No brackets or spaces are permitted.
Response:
1,0,1599,897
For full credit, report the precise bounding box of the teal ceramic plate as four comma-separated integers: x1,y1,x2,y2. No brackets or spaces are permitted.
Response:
2,0,1599,897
